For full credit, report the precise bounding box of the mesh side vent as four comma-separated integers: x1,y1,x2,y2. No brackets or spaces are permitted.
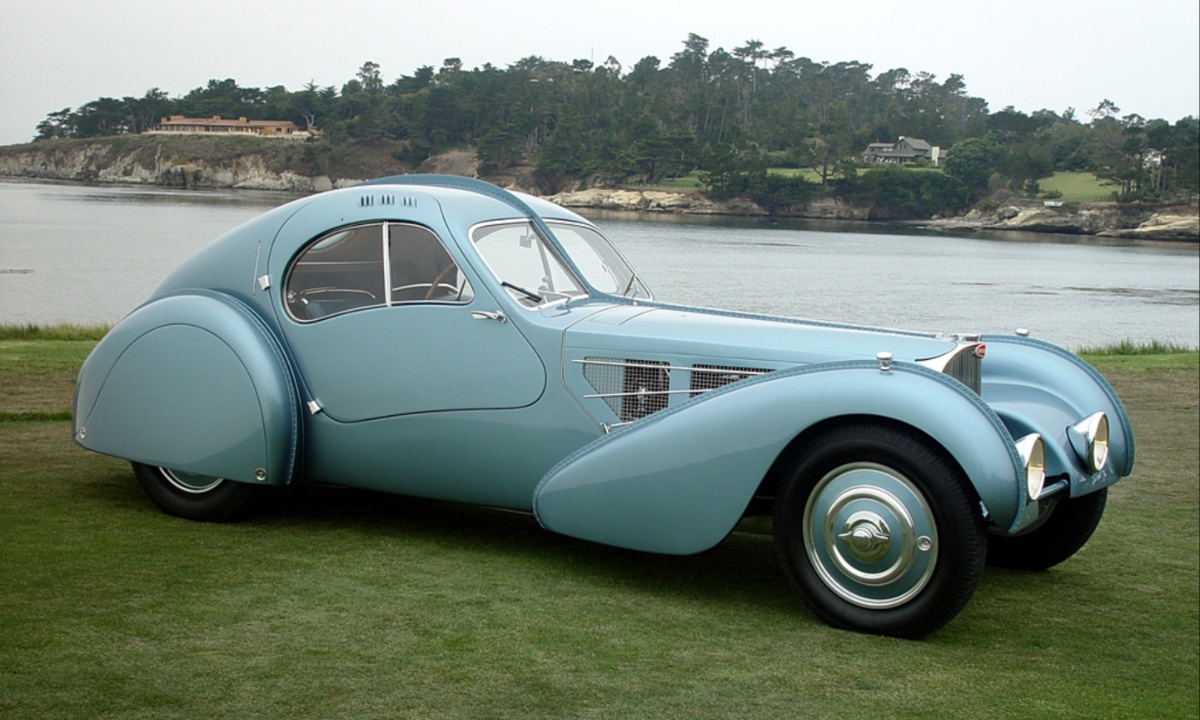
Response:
582,357,625,417
581,357,670,422
621,360,670,422
690,364,770,397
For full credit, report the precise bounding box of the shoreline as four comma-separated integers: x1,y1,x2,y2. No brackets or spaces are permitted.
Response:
2,150,1196,242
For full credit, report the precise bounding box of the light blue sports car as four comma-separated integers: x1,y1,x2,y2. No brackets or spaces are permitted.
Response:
73,175,1133,637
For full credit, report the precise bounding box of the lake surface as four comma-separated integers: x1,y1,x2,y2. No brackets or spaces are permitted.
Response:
1,178,1197,350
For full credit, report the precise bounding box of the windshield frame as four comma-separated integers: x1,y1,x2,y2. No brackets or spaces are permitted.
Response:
468,218,651,310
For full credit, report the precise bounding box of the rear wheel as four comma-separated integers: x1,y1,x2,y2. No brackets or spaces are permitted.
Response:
132,462,260,522
774,423,986,638
987,488,1107,570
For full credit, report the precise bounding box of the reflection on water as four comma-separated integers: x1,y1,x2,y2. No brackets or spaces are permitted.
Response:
2,179,1197,349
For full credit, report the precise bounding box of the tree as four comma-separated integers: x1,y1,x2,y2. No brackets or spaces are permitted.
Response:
35,108,74,139
943,136,1004,195
356,61,384,94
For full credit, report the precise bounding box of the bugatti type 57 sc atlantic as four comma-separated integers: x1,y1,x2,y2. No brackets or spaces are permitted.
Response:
73,175,1133,637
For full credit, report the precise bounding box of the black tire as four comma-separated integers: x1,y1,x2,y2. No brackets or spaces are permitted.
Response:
774,423,986,639
132,462,260,522
986,488,1107,570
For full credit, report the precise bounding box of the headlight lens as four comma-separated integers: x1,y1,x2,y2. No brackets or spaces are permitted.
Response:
1015,434,1046,501
1074,412,1109,474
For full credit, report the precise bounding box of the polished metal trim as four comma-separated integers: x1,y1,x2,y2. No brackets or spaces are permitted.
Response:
917,342,984,395
470,310,507,323
1072,412,1110,474
583,389,697,400
803,462,938,609
573,358,768,376
1014,434,1046,501
160,468,223,494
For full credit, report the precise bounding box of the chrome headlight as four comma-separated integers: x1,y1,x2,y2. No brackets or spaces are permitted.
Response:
1015,434,1046,501
1073,412,1110,474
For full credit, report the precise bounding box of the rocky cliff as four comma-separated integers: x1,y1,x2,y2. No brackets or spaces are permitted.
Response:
0,136,409,192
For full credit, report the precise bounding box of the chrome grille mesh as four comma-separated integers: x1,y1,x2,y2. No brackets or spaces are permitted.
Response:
580,357,768,424
581,357,626,416
582,357,670,422
621,361,670,422
690,364,770,397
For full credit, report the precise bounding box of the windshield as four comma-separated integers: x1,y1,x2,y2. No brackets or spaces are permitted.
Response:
547,221,649,300
471,220,648,308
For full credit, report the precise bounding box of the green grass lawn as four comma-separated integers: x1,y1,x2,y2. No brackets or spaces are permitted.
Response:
1038,172,1114,203
2,334,1197,719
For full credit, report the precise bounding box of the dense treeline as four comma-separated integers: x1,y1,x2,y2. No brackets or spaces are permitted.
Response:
31,34,1200,215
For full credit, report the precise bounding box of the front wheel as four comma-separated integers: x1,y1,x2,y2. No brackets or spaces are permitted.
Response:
774,423,986,638
987,488,1107,570
132,462,260,522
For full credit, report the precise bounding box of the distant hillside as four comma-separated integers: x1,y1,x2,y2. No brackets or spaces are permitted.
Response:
0,135,416,191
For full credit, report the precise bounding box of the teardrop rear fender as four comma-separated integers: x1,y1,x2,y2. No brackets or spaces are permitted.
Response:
72,292,299,485
533,360,1024,555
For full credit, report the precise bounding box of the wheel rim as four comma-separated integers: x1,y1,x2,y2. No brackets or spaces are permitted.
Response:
803,462,938,609
159,468,224,494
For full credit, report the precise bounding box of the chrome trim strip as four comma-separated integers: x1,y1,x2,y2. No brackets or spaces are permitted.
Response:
573,358,768,375
1038,478,1069,499
381,223,392,307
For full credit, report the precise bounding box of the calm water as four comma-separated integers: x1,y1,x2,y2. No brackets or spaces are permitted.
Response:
2,179,1197,349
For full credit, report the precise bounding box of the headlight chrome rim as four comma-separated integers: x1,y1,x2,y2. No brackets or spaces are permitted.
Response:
1073,412,1110,474
1015,434,1046,501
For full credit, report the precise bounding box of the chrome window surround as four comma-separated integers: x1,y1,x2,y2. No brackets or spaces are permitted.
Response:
284,221,471,323
469,219,586,310
468,219,651,310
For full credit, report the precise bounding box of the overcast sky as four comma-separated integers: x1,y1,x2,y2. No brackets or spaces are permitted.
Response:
2,0,1197,146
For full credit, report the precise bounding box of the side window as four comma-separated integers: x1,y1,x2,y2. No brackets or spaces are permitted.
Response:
389,223,474,303
285,224,385,321
285,222,473,322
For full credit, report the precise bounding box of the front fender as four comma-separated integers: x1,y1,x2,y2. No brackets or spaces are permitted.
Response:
982,334,1134,496
73,292,299,485
533,361,1025,554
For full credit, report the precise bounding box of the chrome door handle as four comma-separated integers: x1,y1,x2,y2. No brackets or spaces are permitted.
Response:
470,310,507,323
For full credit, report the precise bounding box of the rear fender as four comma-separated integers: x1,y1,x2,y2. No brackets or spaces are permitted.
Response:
533,361,1024,554
73,292,298,485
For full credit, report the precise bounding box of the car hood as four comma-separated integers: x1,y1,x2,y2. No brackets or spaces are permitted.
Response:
563,304,959,367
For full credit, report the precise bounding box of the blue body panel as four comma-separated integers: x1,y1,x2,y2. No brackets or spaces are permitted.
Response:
535,361,1025,553
73,292,298,485
981,334,1134,496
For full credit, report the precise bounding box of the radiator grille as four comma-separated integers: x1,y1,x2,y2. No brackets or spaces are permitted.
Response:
943,347,983,395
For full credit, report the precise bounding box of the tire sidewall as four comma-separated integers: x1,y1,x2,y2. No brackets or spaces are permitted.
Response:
775,424,985,638
133,462,258,522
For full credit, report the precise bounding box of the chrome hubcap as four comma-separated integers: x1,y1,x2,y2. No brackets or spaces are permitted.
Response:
804,463,938,609
160,468,224,494
838,511,892,563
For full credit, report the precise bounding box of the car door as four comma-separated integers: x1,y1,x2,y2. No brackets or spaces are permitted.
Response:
271,198,545,423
